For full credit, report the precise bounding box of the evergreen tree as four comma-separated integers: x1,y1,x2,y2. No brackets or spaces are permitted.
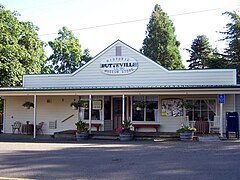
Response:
205,48,227,69
141,4,184,70
220,11,240,81
186,35,212,69
46,26,91,74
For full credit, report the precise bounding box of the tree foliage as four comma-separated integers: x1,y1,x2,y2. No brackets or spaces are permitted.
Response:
221,11,240,65
205,48,228,69
219,11,240,82
0,4,45,86
186,35,213,69
141,4,184,70
46,26,91,74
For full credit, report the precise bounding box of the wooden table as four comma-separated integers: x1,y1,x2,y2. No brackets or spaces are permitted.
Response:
22,123,34,135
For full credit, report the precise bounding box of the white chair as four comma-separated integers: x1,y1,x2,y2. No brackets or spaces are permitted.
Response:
209,116,220,133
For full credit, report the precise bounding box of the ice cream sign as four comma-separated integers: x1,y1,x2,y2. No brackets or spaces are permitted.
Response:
100,56,138,75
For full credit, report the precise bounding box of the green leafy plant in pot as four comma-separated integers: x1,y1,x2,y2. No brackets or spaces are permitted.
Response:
177,124,196,141
133,101,146,111
182,101,193,110
70,100,84,110
22,101,34,109
119,120,134,141
75,120,89,140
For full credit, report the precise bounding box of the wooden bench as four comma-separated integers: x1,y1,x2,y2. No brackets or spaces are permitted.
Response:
132,124,160,132
86,123,102,131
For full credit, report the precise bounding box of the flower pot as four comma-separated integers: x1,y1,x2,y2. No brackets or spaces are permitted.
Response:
76,131,89,141
136,107,142,111
179,132,194,141
119,133,134,141
72,105,78,110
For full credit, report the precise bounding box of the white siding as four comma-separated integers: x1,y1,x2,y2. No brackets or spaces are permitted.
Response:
23,40,236,88
235,95,240,113
4,96,80,135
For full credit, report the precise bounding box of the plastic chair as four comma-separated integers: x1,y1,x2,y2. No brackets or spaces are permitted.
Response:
209,116,220,133
36,122,44,134
12,121,22,134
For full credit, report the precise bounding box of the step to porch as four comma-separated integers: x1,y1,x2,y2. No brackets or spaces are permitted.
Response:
198,136,221,142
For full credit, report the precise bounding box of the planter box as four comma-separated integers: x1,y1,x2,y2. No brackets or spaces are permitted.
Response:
119,133,134,141
76,131,89,141
179,132,194,141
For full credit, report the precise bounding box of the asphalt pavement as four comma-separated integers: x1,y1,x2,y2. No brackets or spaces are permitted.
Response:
0,138,240,180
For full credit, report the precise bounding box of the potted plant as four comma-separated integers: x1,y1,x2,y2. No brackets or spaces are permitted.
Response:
177,124,196,141
119,120,134,141
75,120,89,140
70,100,84,110
133,101,146,111
22,101,34,109
182,101,193,110
147,103,157,109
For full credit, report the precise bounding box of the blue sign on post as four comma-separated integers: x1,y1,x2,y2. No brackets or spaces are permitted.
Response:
218,94,225,104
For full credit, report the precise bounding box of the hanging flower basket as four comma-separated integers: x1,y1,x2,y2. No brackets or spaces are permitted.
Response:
22,101,34,109
133,101,146,111
70,100,84,110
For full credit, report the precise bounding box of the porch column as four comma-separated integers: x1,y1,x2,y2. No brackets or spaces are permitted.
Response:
33,95,37,139
122,94,125,124
88,95,92,134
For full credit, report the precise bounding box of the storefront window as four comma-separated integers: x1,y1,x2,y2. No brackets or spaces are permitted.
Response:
132,96,144,121
186,99,216,121
80,96,103,120
146,96,158,121
132,96,158,122
104,96,111,120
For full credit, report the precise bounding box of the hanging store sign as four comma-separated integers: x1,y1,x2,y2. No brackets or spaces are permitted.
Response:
100,56,138,75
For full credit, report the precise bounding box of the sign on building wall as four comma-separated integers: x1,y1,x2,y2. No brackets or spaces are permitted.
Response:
100,56,138,75
161,99,183,117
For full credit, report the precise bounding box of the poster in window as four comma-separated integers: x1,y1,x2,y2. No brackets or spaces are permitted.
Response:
82,101,89,109
161,99,183,117
93,100,102,110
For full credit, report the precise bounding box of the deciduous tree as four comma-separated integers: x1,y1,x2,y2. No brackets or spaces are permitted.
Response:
0,4,45,86
46,26,91,74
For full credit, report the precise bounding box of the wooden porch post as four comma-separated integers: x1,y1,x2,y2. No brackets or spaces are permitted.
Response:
33,95,37,139
89,95,92,134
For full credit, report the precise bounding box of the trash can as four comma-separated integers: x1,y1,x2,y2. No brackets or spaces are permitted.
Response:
226,112,239,139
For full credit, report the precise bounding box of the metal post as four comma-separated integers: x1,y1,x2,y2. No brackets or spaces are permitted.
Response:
89,95,92,134
33,95,37,139
220,103,223,137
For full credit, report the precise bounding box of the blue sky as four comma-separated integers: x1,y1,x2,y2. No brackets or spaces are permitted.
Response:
1,0,239,67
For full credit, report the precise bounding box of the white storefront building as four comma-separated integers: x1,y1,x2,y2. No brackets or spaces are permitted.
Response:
1,40,240,137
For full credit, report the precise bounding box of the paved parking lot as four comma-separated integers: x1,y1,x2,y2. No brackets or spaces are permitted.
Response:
0,140,240,180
